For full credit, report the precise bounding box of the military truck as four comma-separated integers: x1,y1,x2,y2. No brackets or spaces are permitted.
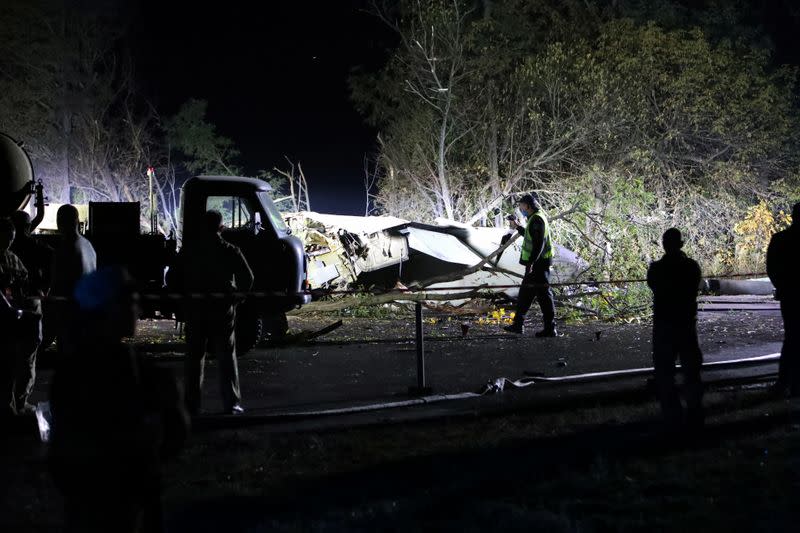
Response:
0,132,310,353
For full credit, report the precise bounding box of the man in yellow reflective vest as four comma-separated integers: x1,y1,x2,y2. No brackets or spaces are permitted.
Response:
504,193,557,337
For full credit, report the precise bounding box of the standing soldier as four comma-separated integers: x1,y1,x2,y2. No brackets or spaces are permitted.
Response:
170,210,254,415
0,218,41,417
11,210,52,355
767,202,800,397
647,228,704,430
504,193,558,337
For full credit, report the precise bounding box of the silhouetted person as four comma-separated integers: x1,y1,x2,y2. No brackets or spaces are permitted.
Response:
767,202,800,396
169,210,254,415
50,204,96,356
49,267,189,533
504,193,557,337
11,210,53,294
10,210,52,387
647,228,704,430
0,217,41,417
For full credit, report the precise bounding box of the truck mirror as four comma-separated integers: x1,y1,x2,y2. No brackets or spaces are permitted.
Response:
254,212,262,235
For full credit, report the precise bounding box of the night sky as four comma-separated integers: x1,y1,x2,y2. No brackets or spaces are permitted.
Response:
133,0,394,215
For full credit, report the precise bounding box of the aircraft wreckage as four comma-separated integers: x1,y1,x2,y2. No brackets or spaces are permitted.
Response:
285,212,586,305
285,212,777,311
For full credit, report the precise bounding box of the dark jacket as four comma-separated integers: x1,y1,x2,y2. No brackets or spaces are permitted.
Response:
11,234,53,295
49,342,189,531
767,225,799,301
647,251,702,322
50,344,188,466
169,234,254,297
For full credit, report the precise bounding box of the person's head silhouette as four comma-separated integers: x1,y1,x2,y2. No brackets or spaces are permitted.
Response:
56,205,80,235
10,211,32,237
662,228,684,254
203,209,224,236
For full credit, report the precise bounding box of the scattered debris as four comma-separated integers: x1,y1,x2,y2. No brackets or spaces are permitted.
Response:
487,378,505,393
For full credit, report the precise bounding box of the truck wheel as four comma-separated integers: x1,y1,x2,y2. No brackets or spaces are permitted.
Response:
259,313,289,346
235,310,263,356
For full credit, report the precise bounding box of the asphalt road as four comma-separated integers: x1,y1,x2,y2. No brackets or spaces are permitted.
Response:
28,297,779,415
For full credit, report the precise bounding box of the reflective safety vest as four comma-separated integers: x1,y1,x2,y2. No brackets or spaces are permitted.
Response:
520,210,553,263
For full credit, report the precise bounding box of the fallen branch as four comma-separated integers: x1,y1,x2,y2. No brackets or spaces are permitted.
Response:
483,265,524,279
554,290,604,301
409,203,584,289
409,234,521,288
554,301,600,316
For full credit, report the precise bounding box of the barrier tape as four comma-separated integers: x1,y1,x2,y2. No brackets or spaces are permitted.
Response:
319,271,769,295
29,272,769,303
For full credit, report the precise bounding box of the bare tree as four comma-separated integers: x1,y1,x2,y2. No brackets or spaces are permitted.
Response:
363,155,380,215
373,0,475,221
274,158,312,212
151,162,181,236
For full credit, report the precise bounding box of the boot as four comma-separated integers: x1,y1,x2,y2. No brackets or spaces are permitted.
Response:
503,321,524,334
535,328,558,338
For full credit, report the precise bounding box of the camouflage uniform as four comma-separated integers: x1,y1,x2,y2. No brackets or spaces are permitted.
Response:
0,249,41,415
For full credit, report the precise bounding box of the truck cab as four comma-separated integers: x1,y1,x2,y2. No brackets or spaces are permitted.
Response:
178,176,310,349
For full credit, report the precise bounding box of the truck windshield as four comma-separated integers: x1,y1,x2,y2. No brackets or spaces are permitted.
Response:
257,191,288,233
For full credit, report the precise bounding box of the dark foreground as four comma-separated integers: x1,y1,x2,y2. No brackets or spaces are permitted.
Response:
2,302,795,532
3,387,800,532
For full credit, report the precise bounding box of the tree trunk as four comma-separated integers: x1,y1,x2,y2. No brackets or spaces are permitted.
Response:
437,99,455,220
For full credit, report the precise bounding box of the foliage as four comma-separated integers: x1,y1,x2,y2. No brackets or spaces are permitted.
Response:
0,0,150,205
351,0,800,293
476,307,515,326
0,0,244,235
732,200,792,273
257,170,291,208
164,99,240,176
336,296,410,319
